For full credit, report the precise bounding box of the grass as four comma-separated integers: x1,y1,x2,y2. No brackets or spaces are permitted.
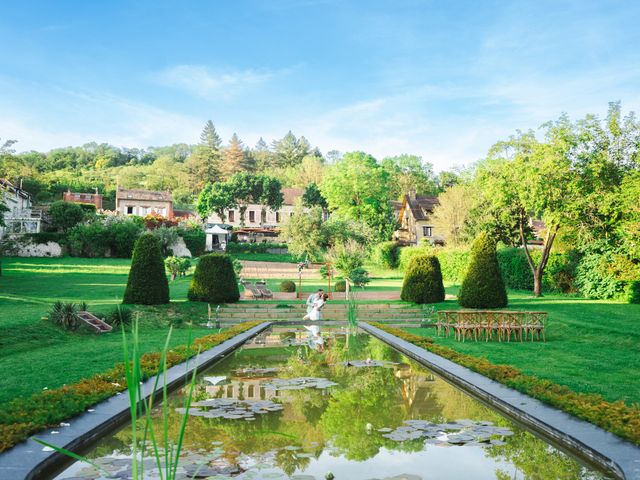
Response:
0,257,220,406
230,252,299,263
404,289,640,405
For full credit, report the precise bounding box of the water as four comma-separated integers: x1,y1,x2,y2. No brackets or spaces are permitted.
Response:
56,326,610,480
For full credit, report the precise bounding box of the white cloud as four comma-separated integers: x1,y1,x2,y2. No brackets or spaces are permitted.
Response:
153,64,287,100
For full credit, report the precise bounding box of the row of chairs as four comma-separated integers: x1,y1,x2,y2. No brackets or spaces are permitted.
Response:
241,280,273,299
436,310,546,342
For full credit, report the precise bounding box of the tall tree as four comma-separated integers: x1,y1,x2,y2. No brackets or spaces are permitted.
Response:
302,183,328,208
381,154,437,199
320,151,395,241
250,137,272,171
196,182,235,223
271,131,311,168
221,133,246,180
185,120,223,191
429,185,473,246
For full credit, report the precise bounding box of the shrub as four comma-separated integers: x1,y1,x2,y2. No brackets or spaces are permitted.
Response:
188,254,240,303
400,255,445,304
399,246,430,271
179,228,206,257
458,232,508,308
373,241,400,269
280,280,296,292
104,306,133,328
165,256,192,280
107,218,144,258
232,257,243,276
77,203,97,215
66,222,110,257
24,232,65,245
626,281,640,304
225,241,288,253
349,267,371,288
123,234,170,305
334,280,346,292
326,240,366,278
48,201,85,232
149,225,179,256
49,301,81,331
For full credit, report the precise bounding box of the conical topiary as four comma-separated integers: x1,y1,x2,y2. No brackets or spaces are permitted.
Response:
123,233,170,305
400,254,446,304
188,253,240,303
458,232,508,308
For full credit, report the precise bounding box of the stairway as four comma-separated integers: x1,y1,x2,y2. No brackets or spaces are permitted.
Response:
77,311,113,333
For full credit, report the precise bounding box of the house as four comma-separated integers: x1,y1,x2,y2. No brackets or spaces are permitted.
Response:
115,187,173,218
393,192,441,245
206,187,304,229
0,179,42,237
63,189,103,210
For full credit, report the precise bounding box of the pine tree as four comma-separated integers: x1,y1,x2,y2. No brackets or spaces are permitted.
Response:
220,133,246,180
200,120,222,149
252,137,272,171
186,121,223,191
123,234,170,305
458,232,508,308
400,254,445,304
271,131,310,167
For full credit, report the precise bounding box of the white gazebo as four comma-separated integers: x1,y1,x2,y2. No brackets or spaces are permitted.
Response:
205,225,231,251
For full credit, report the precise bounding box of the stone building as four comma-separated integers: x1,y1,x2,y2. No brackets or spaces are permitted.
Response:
0,179,41,237
393,192,441,245
115,187,173,218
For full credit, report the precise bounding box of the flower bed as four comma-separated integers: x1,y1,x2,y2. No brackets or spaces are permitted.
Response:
0,322,261,452
369,323,640,446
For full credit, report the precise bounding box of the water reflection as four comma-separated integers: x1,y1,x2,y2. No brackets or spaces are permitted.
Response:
57,327,608,480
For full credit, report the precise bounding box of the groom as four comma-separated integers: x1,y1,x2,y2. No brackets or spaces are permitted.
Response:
306,289,324,315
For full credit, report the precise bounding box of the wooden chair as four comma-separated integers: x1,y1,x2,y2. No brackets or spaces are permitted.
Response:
255,281,273,299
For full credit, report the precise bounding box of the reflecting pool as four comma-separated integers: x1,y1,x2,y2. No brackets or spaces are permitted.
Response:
56,327,610,480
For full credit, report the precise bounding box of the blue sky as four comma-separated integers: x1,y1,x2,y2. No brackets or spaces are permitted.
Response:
1,0,639,170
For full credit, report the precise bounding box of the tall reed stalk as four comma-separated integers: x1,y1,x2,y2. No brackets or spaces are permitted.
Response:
36,319,200,480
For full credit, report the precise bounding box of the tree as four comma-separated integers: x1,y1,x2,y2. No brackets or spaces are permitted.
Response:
381,154,437,199
185,120,223,191
188,254,240,303
320,152,395,241
400,255,445,304
458,232,508,308
429,185,473,246
196,182,235,223
271,131,311,168
0,200,9,276
123,234,170,305
250,137,272,171
48,201,85,232
280,204,325,261
257,176,284,225
302,183,327,208
220,133,247,180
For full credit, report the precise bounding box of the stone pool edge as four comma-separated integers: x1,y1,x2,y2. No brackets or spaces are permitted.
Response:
0,321,272,480
359,321,640,480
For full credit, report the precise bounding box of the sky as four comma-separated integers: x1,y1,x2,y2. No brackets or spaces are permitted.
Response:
1,0,639,171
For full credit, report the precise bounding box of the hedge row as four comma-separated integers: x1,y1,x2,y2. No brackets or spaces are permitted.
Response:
0,321,261,452
225,242,288,253
370,323,640,446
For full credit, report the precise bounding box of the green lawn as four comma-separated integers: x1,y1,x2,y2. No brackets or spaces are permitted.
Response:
404,290,640,405
0,257,219,405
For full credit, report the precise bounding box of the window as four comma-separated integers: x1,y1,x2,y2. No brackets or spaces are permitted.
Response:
249,210,256,223
126,206,134,215
423,226,433,237
228,210,235,222
276,212,281,223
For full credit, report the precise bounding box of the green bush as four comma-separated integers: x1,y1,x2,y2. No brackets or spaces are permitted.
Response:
77,203,97,215
226,242,287,253
373,241,400,269
179,228,206,257
458,233,508,308
104,306,133,328
48,301,87,331
108,219,144,258
627,281,640,304
279,280,296,292
400,255,445,304
188,253,240,303
123,234,170,305
48,201,85,232
165,256,192,280
24,232,65,245
334,280,347,292
349,267,371,288
66,222,110,257
497,248,534,290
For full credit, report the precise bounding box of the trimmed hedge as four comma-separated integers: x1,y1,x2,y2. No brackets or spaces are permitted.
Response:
188,254,240,303
458,233,508,308
123,234,170,305
401,255,445,304
0,322,260,453
179,228,206,257
334,280,347,292
373,241,401,269
225,242,287,253
370,323,640,446
280,280,296,292
25,232,65,245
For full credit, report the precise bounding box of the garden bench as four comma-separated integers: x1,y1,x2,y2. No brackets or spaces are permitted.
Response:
241,281,264,300
255,281,274,299
436,310,546,342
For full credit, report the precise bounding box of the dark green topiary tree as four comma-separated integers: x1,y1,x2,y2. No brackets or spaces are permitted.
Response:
279,280,296,292
188,254,240,303
458,232,508,308
123,233,169,305
400,255,445,304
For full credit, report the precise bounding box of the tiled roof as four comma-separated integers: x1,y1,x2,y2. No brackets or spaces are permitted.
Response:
116,188,172,202
406,195,438,221
282,188,304,206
